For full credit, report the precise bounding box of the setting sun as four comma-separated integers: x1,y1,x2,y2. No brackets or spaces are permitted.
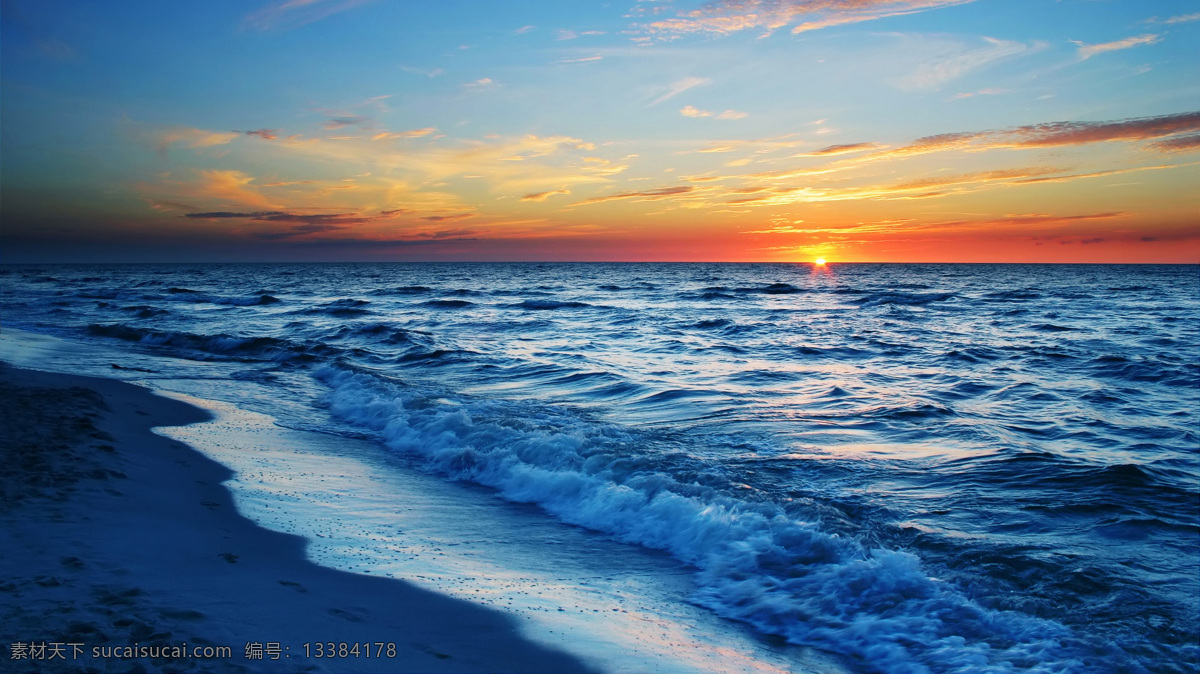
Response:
814,258,827,266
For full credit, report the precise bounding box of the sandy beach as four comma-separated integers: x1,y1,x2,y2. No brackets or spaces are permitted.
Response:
0,362,594,673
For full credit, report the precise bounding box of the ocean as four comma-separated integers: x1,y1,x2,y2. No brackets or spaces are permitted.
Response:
1,262,1196,672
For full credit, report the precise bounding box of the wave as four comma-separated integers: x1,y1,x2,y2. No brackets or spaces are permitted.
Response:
314,365,1089,672
852,292,956,308
510,299,592,310
369,285,433,295
422,299,475,309
119,305,170,319
982,289,1041,301
336,323,431,346
296,299,372,316
86,323,328,362
699,283,805,295
160,290,281,306
395,349,479,365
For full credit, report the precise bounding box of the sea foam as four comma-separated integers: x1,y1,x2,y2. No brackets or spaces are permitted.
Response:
314,364,1086,672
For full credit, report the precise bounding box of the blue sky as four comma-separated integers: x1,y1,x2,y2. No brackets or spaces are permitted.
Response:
3,0,1198,262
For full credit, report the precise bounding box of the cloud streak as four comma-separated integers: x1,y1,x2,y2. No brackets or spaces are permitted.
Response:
1076,34,1161,60
853,110,1200,162
156,127,240,154
184,211,371,225
522,189,571,202
1148,134,1200,153
897,37,1028,90
372,127,437,141
649,77,711,105
324,115,372,130
243,0,378,32
574,185,694,206
643,0,977,38
244,129,280,140
801,142,882,156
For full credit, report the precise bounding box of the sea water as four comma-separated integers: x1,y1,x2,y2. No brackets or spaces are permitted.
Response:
1,262,1196,672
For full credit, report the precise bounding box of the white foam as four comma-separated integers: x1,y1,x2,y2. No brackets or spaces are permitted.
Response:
156,393,834,674
315,364,1081,672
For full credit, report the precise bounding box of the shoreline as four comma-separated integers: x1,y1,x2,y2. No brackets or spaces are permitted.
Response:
0,361,595,673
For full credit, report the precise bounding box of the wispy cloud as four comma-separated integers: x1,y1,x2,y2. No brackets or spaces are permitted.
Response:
417,228,477,239
742,211,1125,236
183,170,283,210
156,127,241,155
914,212,1125,234
557,29,606,40
574,185,694,206
420,213,474,222
245,129,279,140
1075,34,1161,60
1008,164,1182,184
681,106,748,119
401,66,444,78
265,131,612,199
1148,133,1200,153
1145,12,1200,25
522,189,571,202
897,37,1028,90
853,110,1200,162
800,142,882,156
184,211,284,219
649,77,711,105
243,0,378,32
643,0,977,38
186,210,372,226
372,127,437,141
556,55,603,64
721,161,1188,208
463,77,494,87
952,87,1006,100
324,115,372,130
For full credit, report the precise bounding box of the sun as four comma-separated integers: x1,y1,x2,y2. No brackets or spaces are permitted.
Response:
814,257,827,266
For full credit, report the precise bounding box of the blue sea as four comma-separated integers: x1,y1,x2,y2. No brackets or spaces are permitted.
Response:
1,262,1197,673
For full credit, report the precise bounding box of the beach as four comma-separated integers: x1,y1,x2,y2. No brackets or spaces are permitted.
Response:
0,361,594,673
1,262,1195,672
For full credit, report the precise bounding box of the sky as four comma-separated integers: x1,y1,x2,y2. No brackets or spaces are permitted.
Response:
2,0,1198,263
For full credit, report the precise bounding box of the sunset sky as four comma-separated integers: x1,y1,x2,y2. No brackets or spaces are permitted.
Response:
2,0,1198,263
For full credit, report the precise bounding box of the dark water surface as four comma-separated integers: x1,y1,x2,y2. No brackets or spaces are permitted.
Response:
3,262,1197,672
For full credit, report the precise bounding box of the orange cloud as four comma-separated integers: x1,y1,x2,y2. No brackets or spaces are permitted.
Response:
195,170,282,209
156,127,240,154
573,185,694,206
522,189,571,202
680,107,748,120
801,142,883,156
854,110,1200,162
372,127,437,141
1148,134,1200,153
245,129,280,140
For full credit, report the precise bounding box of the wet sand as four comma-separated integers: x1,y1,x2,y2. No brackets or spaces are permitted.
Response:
0,362,594,672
